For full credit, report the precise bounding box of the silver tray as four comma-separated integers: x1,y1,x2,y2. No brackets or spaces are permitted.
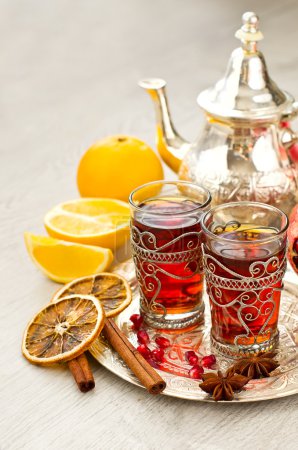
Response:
90,259,298,402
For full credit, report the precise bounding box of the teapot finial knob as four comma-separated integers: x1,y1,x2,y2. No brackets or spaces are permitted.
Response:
235,11,263,51
242,11,259,30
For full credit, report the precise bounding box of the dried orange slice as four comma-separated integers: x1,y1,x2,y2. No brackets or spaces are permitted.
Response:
51,273,131,317
22,295,105,365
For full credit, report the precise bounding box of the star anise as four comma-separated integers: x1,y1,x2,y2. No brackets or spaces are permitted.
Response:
226,352,279,379
199,371,250,401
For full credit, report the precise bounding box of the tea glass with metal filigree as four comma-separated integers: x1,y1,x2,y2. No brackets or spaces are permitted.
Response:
129,181,211,329
201,202,288,357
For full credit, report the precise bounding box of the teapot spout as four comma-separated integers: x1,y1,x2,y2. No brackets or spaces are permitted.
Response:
139,78,191,173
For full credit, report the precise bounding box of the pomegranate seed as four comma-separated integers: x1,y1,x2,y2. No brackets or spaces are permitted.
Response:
188,365,204,379
188,354,199,366
137,329,150,345
185,351,198,366
137,344,151,359
201,354,216,368
151,348,164,362
155,336,171,349
185,350,196,360
129,314,143,330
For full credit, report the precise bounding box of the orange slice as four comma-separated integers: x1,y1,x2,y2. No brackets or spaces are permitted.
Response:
51,273,131,317
22,295,105,365
44,198,130,250
24,233,113,284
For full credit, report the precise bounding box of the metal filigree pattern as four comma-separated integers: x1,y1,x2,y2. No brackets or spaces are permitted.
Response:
131,225,203,319
89,258,298,403
179,163,297,216
202,244,287,353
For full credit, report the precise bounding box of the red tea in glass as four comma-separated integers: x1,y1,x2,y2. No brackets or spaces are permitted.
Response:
129,181,211,329
202,202,288,357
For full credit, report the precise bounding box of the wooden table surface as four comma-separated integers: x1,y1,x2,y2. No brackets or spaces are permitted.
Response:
1,0,298,449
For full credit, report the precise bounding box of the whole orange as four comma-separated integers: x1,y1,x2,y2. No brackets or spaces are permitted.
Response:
77,136,164,201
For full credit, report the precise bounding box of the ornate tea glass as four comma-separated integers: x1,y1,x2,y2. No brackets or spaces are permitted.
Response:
129,181,211,329
201,202,288,357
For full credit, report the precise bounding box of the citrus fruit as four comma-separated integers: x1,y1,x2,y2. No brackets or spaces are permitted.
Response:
24,232,113,283
51,273,132,317
77,135,164,201
44,198,130,249
22,295,105,365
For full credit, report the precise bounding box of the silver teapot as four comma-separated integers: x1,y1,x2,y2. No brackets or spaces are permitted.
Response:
139,12,298,215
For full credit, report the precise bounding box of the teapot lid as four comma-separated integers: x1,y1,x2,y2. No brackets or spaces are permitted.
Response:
197,12,294,122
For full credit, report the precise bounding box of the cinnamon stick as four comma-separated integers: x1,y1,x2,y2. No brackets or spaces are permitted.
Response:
102,318,166,395
68,353,95,393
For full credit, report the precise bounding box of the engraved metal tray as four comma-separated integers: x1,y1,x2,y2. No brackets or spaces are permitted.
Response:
90,259,298,402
